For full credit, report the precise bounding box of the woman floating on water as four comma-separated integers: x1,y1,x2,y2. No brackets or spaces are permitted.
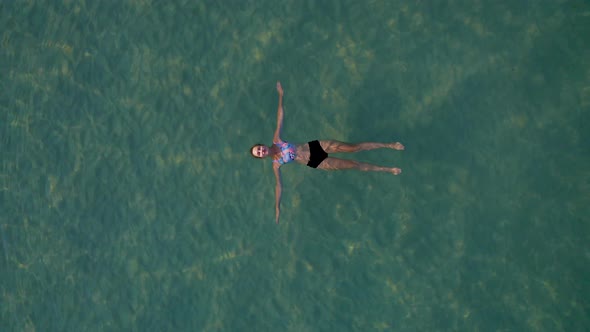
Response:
251,81,404,223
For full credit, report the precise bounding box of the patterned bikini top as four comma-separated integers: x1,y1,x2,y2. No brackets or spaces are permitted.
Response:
273,141,296,165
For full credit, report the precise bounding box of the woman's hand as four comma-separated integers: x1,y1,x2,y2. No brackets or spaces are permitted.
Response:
276,81,283,96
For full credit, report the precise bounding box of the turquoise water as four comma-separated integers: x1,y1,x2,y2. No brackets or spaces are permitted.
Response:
2,1,589,331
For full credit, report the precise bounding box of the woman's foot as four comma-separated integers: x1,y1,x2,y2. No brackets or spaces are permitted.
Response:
390,142,404,150
391,168,402,175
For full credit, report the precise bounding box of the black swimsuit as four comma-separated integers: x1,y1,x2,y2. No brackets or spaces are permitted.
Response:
307,140,328,168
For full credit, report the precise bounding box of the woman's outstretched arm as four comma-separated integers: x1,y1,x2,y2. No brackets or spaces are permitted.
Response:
272,81,284,144
273,163,283,223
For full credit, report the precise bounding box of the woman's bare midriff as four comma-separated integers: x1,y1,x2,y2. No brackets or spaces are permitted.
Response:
294,143,311,164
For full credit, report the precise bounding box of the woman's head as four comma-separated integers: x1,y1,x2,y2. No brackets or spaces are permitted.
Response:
250,144,268,158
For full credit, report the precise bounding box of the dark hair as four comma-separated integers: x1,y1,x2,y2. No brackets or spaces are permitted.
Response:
250,144,264,158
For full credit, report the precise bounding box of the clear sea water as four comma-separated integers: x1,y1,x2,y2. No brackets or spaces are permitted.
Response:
1,1,589,331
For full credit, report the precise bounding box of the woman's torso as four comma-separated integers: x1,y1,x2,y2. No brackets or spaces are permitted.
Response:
273,141,310,165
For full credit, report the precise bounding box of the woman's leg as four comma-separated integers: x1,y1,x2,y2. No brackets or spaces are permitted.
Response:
319,140,404,153
318,157,401,175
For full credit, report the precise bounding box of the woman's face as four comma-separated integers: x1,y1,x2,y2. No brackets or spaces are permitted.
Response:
251,145,268,158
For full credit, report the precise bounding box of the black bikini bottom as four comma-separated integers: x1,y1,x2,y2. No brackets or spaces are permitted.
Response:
307,140,328,168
